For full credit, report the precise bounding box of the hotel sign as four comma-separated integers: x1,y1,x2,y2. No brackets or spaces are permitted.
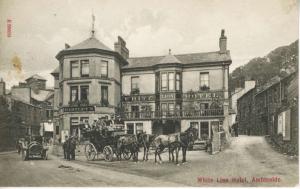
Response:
123,94,155,102
183,91,224,100
63,106,95,112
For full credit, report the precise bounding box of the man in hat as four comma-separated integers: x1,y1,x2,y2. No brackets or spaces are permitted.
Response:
63,136,69,159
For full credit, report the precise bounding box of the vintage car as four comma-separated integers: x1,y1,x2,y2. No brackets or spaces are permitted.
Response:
19,136,48,161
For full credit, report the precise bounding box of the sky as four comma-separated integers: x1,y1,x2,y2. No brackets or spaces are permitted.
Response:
0,0,298,89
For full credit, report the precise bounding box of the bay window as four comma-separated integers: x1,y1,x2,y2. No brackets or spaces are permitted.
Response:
161,73,167,91
100,60,108,78
168,73,174,90
70,86,78,102
80,60,89,77
176,73,180,91
71,61,79,78
80,86,89,101
131,76,139,94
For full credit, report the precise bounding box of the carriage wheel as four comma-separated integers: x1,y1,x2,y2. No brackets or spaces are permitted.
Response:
103,146,113,162
122,148,132,160
85,143,97,161
21,149,28,161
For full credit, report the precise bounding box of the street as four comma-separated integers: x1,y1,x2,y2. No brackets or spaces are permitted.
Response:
0,135,298,187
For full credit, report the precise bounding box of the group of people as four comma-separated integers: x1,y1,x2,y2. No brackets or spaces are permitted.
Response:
62,136,77,161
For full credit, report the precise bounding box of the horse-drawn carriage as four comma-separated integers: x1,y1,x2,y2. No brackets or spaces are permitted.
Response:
81,124,135,161
18,135,48,161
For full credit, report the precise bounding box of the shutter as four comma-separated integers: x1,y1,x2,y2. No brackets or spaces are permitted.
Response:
283,109,291,141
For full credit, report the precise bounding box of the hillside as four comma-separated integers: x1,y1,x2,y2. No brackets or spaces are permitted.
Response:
229,40,298,92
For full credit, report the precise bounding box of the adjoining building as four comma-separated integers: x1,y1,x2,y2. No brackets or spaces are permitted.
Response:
237,67,298,155
0,76,54,149
53,27,232,141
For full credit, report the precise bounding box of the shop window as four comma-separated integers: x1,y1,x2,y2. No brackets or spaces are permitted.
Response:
127,123,134,134
70,117,79,136
71,61,79,78
100,60,108,78
200,122,209,140
168,103,174,116
136,123,143,134
80,60,89,77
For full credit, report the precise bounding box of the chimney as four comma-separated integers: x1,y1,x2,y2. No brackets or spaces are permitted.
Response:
0,78,6,96
114,36,129,59
65,43,70,49
219,29,227,53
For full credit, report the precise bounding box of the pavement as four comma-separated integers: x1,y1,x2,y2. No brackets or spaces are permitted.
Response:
0,135,298,187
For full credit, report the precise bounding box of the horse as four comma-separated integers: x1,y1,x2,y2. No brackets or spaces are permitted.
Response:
136,132,156,161
117,134,139,162
153,127,198,165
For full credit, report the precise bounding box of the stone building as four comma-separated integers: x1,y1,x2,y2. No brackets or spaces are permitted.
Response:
53,28,232,141
237,68,298,155
121,30,231,139
53,32,127,141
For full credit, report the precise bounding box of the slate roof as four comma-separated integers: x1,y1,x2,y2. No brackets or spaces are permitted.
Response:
123,50,231,69
26,74,46,81
159,54,182,64
51,66,59,75
65,36,112,51
31,90,53,102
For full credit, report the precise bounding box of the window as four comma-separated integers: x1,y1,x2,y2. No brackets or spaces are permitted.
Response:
127,123,134,134
80,86,89,101
70,117,79,136
161,73,167,91
71,61,79,78
176,73,180,91
200,122,209,139
80,60,89,77
168,103,174,116
136,123,143,134
55,126,59,135
100,60,108,78
200,103,209,109
161,103,167,116
131,76,139,94
101,86,108,106
70,86,78,102
168,73,174,90
80,117,89,126
200,72,209,90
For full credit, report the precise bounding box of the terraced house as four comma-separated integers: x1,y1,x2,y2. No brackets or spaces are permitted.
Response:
53,28,232,141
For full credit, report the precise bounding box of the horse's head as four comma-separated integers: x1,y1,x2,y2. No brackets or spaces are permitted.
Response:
186,127,198,143
136,132,146,145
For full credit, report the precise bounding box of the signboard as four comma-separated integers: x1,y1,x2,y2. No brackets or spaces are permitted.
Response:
123,95,155,102
63,106,95,112
183,91,224,100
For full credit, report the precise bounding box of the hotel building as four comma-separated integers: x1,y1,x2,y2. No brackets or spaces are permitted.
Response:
53,29,231,141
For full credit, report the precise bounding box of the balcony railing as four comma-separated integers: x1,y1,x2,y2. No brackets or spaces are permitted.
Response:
121,109,224,120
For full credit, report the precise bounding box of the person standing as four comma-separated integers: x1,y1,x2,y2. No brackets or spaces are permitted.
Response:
63,136,68,159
